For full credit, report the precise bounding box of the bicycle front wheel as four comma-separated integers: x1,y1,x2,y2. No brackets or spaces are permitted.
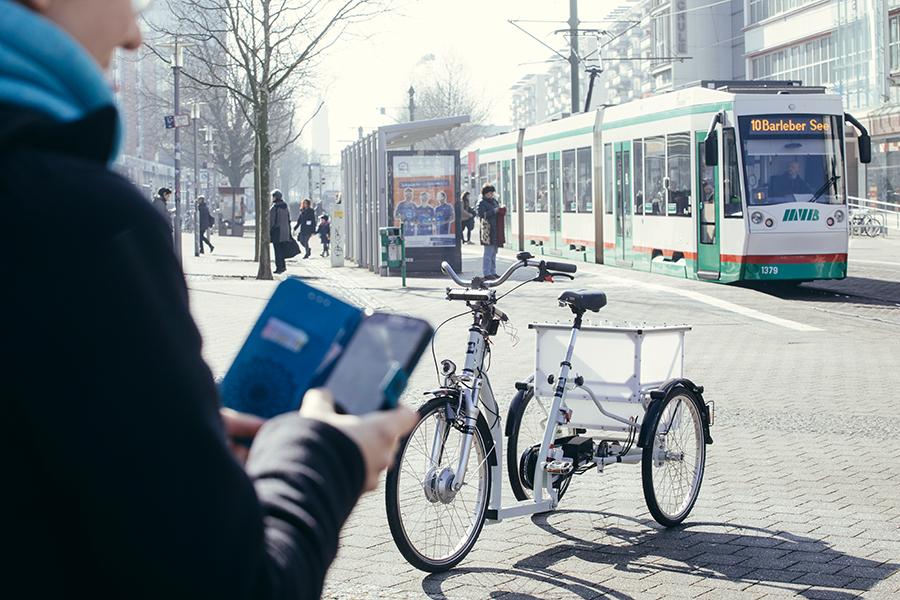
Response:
641,387,706,527
385,396,492,572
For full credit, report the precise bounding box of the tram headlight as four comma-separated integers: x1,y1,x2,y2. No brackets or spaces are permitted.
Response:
751,211,764,224
834,210,844,223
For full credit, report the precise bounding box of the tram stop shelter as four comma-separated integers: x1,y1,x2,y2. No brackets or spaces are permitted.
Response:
341,115,470,275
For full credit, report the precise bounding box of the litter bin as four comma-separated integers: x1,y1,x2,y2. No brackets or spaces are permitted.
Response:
379,224,406,286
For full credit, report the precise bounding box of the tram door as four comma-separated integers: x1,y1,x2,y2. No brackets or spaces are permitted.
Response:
696,132,721,278
501,160,513,247
549,151,562,252
614,142,633,264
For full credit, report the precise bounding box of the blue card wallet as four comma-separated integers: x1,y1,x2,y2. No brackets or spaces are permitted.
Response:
219,278,363,419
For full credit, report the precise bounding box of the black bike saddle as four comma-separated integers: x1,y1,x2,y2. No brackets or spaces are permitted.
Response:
558,290,607,312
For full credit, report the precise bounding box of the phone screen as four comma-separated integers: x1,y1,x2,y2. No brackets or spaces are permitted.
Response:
324,313,432,415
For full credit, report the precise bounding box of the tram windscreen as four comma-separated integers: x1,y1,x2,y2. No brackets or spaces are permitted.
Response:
739,115,845,207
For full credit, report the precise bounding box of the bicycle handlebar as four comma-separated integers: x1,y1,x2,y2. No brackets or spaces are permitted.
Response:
545,261,577,274
441,254,577,292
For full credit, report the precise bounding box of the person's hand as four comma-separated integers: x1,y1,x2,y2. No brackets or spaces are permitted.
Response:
220,408,267,464
299,389,419,492
498,206,507,216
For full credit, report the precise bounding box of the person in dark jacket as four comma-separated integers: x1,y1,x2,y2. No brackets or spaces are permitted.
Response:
460,191,474,243
293,197,317,259
197,195,214,253
153,187,173,233
270,189,292,273
0,1,417,598
475,183,506,280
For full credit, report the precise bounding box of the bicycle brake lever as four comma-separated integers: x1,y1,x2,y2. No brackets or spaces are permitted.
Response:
549,272,575,280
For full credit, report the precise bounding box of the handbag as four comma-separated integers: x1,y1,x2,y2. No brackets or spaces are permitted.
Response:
285,237,302,258
480,217,491,245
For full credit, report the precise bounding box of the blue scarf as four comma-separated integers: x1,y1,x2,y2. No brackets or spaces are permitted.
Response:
0,0,122,162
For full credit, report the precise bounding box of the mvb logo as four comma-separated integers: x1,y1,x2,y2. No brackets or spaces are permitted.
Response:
783,208,819,222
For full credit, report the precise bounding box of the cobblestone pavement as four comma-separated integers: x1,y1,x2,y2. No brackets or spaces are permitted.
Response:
182,232,900,600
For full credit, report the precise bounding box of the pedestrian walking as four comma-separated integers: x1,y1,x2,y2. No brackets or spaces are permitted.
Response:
1,0,416,597
475,183,506,280
293,198,316,259
270,189,292,273
460,191,474,244
317,214,331,257
197,195,214,253
152,187,173,233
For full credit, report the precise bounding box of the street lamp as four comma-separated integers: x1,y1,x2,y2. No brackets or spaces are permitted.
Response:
158,37,196,266
190,101,204,256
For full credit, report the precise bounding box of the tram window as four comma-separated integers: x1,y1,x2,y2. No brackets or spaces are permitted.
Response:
667,132,691,217
645,136,666,215
633,140,643,215
577,147,592,212
536,154,548,212
740,115,845,206
511,160,517,213
723,128,743,218
501,162,512,214
525,155,536,212
604,144,614,214
562,150,576,212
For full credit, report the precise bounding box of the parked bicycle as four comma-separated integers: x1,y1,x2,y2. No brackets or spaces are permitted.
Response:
385,251,714,572
850,210,884,237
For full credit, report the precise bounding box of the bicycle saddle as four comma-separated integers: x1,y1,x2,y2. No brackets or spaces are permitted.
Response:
558,290,607,312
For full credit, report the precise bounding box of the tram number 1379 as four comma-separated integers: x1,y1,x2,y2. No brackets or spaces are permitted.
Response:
760,266,779,275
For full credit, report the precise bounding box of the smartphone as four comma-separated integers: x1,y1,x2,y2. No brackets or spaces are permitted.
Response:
219,279,362,419
324,313,433,415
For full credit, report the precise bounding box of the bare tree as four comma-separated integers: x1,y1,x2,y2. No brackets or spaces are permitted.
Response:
158,0,393,279
401,52,494,151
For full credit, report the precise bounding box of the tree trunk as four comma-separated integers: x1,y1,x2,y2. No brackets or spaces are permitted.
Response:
256,96,273,280
254,135,260,262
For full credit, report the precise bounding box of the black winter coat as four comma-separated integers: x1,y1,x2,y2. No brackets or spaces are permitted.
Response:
296,207,317,236
0,102,365,600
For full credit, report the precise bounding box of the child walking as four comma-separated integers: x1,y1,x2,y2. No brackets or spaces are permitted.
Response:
317,214,331,257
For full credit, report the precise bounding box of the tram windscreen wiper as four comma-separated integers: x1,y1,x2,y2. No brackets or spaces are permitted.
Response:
809,174,840,203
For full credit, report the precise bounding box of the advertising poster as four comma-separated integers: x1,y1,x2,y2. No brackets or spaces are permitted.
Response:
390,153,457,248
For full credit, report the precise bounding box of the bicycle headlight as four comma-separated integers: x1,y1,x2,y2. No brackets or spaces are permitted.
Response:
440,359,456,377
751,211,763,224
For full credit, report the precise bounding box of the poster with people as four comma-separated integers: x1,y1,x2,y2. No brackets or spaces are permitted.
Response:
389,153,457,248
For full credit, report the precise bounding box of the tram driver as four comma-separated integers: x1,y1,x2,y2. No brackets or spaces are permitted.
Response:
771,159,812,197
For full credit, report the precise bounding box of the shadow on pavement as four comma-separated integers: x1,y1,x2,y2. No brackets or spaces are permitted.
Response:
422,510,898,599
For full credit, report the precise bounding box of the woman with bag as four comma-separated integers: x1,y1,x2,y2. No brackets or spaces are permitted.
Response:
294,198,317,259
475,184,506,280
270,189,293,274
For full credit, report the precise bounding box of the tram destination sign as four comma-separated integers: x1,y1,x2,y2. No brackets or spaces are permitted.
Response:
747,116,831,135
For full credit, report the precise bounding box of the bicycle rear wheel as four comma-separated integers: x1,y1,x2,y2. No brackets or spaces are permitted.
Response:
385,396,492,572
641,387,706,527
506,386,572,502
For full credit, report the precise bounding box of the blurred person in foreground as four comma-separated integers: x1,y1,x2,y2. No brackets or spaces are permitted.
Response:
0,0,418,598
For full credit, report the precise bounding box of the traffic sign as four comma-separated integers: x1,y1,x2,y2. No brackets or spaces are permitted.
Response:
164,114,191,129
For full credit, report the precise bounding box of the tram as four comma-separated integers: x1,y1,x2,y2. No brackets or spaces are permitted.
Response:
468,81,871,283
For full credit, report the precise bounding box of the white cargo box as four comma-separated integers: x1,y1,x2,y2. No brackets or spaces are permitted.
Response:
531,322,690,432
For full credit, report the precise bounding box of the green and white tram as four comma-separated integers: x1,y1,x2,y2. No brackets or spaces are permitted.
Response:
469,82,870,283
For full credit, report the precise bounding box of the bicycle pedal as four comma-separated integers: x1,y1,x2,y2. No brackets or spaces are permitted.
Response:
543,459,574,475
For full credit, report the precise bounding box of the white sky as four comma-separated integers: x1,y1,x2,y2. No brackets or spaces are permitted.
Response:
305,0,630,161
